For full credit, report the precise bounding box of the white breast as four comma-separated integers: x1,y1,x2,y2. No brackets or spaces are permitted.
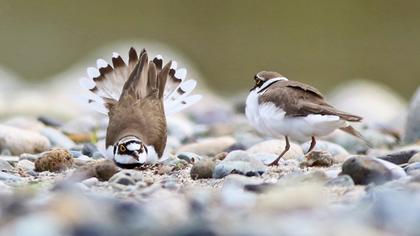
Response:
245,83,347,142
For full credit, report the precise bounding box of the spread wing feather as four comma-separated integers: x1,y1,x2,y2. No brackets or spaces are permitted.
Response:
79,47,201,116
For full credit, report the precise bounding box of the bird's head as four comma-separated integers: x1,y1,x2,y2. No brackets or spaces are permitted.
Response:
113,136,149,168
250,71,287,92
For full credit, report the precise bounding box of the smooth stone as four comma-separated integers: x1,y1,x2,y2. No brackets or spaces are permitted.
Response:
74,155,94,165
81,177,99,187
40,127,75,149
234,132,265,150
160,155,189,170
0,159,13,171
0,124,50,155
301,140,348,156
92,151,104,159
34,149,74,172
246,139,304,161
0,149,11,155
3,116,45,131
190,159,216,180
376,149,419,165
37,116,64,127
404,162,420,175
70,160,119,181
176,152,202,163
60,116,98,134
70,150,83,158
341,156,392,185
167,116,194,142
375,158,407,179
328,80,406,126
408,152,420,163
0,155,20,164
19,153,41,162
0,171,21,181
325,175,355,187
16,159,35,172
404,87,420,143
109,170,144,187
176,136,236,157
82,143,98,157
213,150,267,178
300,151,334,168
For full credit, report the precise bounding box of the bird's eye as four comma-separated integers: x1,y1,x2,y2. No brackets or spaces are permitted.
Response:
119,144,126,153
256,79,262,86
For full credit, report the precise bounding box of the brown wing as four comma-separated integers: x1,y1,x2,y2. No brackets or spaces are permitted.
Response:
259,80,362,122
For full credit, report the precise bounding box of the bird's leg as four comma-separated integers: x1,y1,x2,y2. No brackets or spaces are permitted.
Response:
307,136,316,153
268,136,290,166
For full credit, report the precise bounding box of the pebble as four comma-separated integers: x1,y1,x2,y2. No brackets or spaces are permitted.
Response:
246,139,304,161
160,156,189,171
109,170,144,188
16,159,35,172
74,155,94,165
81,177,99,187
341,156,392,185
213,150,267,178
60,116,98,134
0,149,12,155
404,87,420,143
0,159,13,171
325,175,355,188
92,151,104,160
70,150,83,158
0,155,20,164
328,80,406,126
81,143,98,157
190,159,216,180
34,149,74,172
301,140,349,156
375,158,407,179
404,162,420,175
37,116,64,127
0,124,50,155
40,127,75,149
376,149,419,165
300,151,334,168
70,160,119,181
0,171,21,181
408,152,420,164
19,153,41,162
234,132,265,150
3,116,45,131
176,152,202,163
176,136,236,156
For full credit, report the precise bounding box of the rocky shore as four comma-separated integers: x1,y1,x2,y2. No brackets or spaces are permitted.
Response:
0,78,419,236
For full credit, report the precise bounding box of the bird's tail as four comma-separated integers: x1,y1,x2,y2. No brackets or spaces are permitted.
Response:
340,125,373,148
79,47,202,116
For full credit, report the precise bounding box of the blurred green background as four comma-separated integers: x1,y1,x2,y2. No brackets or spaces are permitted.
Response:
0,0,419,98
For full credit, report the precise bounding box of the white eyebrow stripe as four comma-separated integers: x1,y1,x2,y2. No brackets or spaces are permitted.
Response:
127,143,141,151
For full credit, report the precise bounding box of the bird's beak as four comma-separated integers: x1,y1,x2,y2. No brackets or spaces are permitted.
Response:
250,84,257,91
132,152,140,161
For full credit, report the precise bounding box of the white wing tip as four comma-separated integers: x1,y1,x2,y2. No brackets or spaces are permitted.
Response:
96,59,108,68
87,67,100,78
171,61,178,70
112,52,119,58
79,77,95,90
175,68,187,79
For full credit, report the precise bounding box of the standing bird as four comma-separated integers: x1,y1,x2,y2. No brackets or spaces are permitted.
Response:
80,48,201,168
246,71,368,166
